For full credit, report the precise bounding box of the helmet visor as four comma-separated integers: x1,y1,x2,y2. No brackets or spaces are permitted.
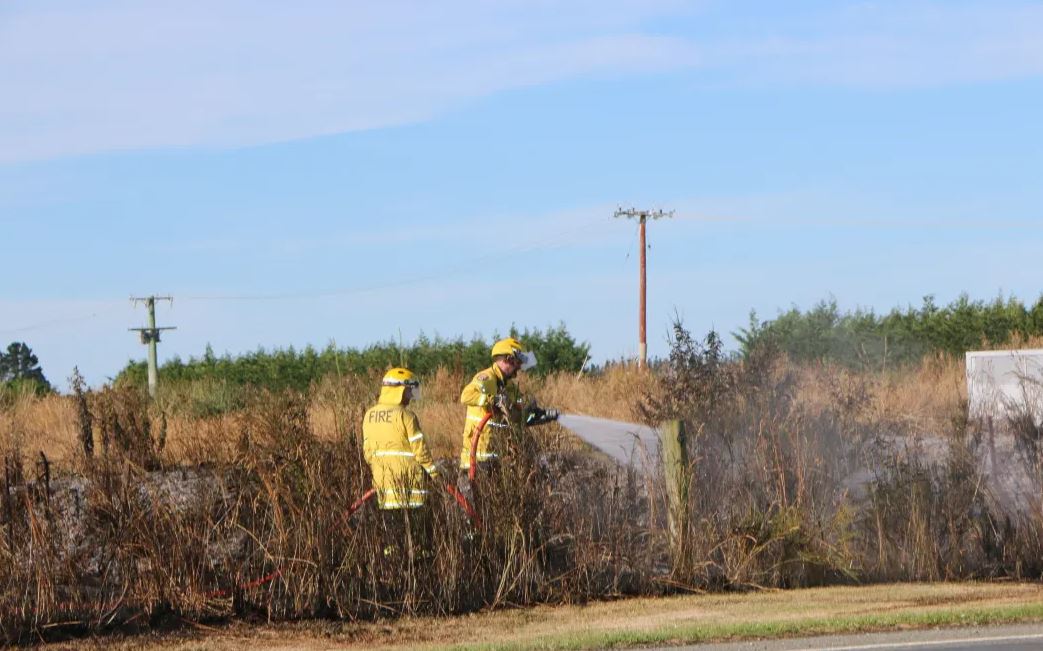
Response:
382,376,419,387
517,351,538,371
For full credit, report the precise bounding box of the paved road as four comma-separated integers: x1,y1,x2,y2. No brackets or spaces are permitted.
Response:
556,413,660,467
654,623,1043,650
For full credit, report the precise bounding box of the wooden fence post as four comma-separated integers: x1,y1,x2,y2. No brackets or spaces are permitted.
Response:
660,419,689,558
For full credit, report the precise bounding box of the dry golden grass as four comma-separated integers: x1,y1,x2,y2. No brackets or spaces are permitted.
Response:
527,363,654,422
0,365,658,469
991,334,1043,351
0,357,970,469
790,354,966,439
869,354,967,436
0,392,79,463
161,412,246,464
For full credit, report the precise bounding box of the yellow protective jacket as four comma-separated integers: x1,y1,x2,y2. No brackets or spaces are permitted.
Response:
458,364,523,469
362,398,439,509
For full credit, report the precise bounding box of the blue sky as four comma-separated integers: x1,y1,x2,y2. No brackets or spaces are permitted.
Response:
2,0,1042,386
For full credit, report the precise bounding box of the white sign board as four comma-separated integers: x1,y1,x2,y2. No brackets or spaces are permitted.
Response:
966,349,1043,423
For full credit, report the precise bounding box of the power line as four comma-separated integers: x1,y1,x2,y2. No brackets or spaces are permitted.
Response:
622,219,638,265
0,312,103,335
0,217,608,337
181,215,606,302
9,211,1035,334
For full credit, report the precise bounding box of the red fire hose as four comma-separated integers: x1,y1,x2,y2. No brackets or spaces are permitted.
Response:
206,489,380,600
204,568,284,599
444,482,482,527
222,408,490,596
468,413,493,482
36,481,476,617
346,487,378,518
207,480,479,600
345,482,480,527
228,405,494,596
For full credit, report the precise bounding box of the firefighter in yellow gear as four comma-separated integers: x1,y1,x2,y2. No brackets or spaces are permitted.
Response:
363,367,440,509
458,337,539,470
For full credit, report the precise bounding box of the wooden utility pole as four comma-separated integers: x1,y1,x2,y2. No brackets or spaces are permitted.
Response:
614,208,673,367
129,296,176,399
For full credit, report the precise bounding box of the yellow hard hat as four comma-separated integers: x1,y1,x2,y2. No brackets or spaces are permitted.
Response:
379,367,420,404
382,367,419,387
491,337,525,358
491,337,538,371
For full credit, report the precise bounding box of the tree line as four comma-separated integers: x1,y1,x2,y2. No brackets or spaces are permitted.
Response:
115,324,591,391
0,342,51,396
9,293,1043,398
735,293,1043,367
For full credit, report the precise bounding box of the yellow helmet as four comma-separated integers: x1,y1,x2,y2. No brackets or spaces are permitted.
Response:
379,367,420,405
490,337,538,371
491,337,525,358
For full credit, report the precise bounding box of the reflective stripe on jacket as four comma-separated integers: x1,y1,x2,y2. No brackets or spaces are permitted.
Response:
362,400,439,509
458,364,522,469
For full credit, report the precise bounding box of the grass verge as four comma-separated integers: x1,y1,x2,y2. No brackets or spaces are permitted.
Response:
47,582,1043,650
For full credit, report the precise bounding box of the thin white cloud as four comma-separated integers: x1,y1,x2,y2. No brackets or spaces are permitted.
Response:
3,1,1042,164
165,202,619,260
0,1,698,163
707,1,1043,88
